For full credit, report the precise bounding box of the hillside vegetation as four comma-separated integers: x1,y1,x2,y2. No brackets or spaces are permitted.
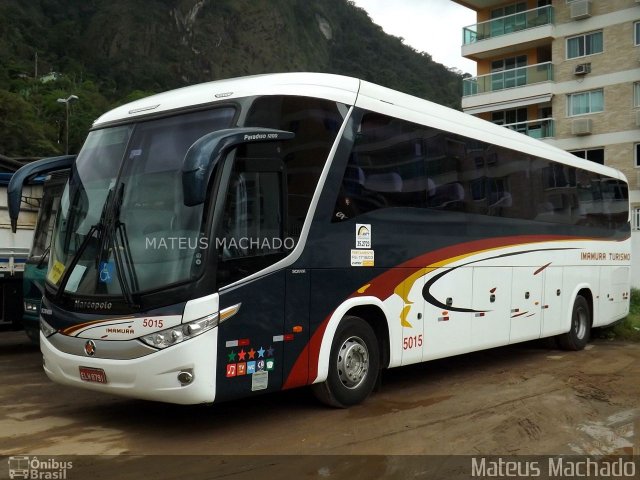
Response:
0,0,464,157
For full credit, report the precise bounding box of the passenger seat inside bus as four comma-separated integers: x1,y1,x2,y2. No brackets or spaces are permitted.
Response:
430,182,465,209
364,172,403,193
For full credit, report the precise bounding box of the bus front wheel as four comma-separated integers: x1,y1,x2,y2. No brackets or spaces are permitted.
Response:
557,295,590,351
312,315,380,408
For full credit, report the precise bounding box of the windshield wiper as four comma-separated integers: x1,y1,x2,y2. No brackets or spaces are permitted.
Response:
54,187,113,300
37,246,50,268
54,223,101,300
110,183,139,308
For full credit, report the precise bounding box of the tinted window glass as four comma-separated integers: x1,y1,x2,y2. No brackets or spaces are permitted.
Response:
218,95,346,285
333,110,628,230
334,113,430,221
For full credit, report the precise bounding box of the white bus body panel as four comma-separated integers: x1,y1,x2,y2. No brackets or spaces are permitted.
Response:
41,328,218,405
541,267,564,337
509,267,543,343
422,267,473,361
313,237,630,382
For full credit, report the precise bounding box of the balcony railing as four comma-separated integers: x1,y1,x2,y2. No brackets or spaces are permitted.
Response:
463,62,553,96
501,118,555,139
463,5,554,45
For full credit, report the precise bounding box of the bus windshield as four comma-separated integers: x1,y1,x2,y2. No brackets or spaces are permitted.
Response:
48,107,236,297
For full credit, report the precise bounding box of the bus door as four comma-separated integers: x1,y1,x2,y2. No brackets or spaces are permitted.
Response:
282,268,310,388
217,273,286,400
215,156,290,400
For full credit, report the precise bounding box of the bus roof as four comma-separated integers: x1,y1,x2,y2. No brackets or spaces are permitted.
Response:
93,72,627,184
94,73,360,127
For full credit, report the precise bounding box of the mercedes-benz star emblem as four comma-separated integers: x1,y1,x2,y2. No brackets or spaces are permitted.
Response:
84,340,96,356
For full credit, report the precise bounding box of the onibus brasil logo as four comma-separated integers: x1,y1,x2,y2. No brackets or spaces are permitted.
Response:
8,456,73,479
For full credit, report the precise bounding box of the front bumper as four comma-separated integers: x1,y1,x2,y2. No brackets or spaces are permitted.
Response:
41,327,218,405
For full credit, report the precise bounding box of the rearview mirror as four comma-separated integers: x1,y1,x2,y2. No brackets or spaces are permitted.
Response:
181,128,294,206
7,155,75,233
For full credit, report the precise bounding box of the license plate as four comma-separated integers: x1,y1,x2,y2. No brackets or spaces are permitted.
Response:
79,366,108,384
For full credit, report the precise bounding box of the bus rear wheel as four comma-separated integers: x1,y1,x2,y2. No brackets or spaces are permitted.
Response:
312,315,380,408
557,295,590,351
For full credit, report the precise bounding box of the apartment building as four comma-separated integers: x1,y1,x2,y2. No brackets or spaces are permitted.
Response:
454,0,640,282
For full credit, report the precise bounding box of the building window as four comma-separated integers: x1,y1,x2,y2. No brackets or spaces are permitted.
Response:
491,55,527,90
633,208,640,231
568,89,604,116
635,21,640,46
567,31,603,59
489,3,527,37
491,108,528,126
570,148,604,165
636,143,640,168
491,3,526,20
635,82,640,108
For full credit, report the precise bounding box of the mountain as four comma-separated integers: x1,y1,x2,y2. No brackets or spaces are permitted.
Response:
0,0,463,157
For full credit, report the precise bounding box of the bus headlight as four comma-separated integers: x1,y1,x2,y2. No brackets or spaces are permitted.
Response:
40,317,57,337
140,313,218,349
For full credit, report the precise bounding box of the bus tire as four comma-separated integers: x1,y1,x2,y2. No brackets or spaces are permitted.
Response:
557,295,590,351
312,315,380,408
25,327,40,345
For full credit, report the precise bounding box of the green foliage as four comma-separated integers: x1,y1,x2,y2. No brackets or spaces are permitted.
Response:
0,0,464,157
0,89,57,155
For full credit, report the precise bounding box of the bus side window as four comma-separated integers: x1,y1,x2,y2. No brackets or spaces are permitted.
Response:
333,113,431,221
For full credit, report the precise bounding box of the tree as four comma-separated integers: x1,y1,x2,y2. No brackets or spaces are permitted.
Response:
0,89,57,156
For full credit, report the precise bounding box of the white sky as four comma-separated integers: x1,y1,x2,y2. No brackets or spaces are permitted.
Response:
351,0,477,75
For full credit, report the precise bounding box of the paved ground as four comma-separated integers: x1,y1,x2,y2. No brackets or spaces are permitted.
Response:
0,328,638,477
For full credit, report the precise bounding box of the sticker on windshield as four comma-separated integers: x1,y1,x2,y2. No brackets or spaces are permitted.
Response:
99,261,115,284
47,260,65,285
65,265,87,293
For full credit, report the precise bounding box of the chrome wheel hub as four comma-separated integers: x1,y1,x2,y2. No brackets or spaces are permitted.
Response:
337,336,369,389
574,307,588,340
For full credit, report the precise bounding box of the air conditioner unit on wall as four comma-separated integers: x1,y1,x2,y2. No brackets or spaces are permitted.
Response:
574,63,591,75
572,118,592,135
571,0,592,20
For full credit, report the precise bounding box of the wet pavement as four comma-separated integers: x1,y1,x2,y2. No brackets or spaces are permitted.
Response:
0,329,638,477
